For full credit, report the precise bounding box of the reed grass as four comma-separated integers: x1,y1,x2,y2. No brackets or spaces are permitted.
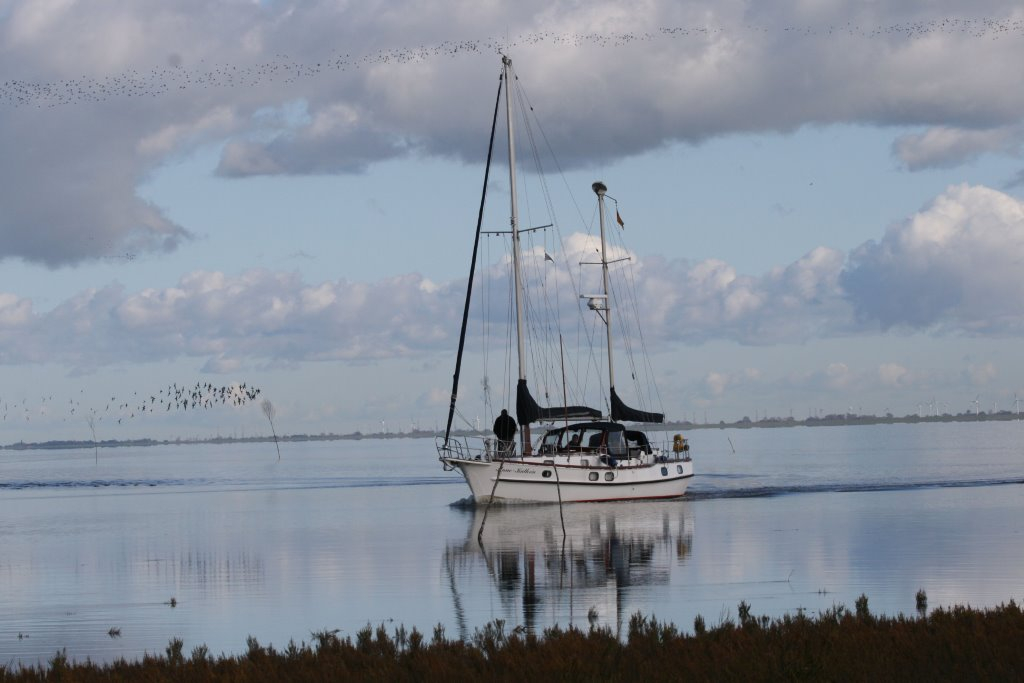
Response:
3,596,1024,681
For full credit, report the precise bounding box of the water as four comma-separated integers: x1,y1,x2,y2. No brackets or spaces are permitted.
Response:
1,421,1022,666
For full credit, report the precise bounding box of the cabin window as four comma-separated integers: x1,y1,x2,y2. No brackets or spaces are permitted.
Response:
543,459,554,466
579,428,607,451
542,470,552,479
626,431,653,455
661,466,668,476
607,430,627,457
677,465,683,474
604,472,614,482
589,472,598,481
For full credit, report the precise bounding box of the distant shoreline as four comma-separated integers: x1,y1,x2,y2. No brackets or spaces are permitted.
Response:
3,410,1019,452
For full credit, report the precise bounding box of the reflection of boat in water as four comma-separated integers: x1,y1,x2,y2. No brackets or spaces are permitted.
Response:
437,55,693,503
443,502,694,636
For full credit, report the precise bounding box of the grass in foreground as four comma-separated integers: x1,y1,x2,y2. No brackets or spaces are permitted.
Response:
4,596,1024,681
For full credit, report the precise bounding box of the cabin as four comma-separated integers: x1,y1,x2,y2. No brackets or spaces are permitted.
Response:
537,421,654,462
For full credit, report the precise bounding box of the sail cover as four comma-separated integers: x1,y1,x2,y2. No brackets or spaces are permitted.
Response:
516,379,601,426
611,386,664,423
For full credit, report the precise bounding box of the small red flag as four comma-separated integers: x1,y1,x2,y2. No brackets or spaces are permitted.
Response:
615,209,624,229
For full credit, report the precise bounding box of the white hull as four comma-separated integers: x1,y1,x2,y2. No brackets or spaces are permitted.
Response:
442,453,693,504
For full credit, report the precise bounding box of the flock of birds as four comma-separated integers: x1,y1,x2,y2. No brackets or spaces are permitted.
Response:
2,18,1023,109
1,382,262,426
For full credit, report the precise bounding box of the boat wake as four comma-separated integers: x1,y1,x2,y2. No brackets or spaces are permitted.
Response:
0,478,207,490
0,475,455,492
686,476,1024,500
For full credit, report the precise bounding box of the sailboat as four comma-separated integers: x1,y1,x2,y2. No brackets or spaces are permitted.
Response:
437,56,694,504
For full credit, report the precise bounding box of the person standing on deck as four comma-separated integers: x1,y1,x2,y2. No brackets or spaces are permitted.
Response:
493,409,517,456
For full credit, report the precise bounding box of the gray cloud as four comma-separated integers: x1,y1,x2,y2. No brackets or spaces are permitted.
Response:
892,125,1024,170
216,104,410,176
3,1,1024,268
0,106,193,267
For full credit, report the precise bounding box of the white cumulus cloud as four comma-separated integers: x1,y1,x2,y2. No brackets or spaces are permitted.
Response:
840,184,1024,333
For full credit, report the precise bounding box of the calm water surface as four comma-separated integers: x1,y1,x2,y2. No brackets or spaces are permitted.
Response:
1,421,1023,666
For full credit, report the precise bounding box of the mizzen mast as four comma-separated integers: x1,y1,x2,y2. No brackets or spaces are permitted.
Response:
592,181,617,401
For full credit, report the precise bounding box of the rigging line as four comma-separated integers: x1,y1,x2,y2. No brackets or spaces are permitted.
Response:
515,83,559,236
517,77,602,384
509,87,559,406
585,310,607,416
518,74,642,416
444,71,504,447
512,89,575,406
515,80,592,247
576,258,598,406
615,249,656,412
610,269,648,411
554,210,603,407
622,271,661,411
484,236,495,420
519,234,544,383
520,143,582,409
614,226,664,411
602,206,643,395
543,216,574,405
452,405,477,431
524,253,556,405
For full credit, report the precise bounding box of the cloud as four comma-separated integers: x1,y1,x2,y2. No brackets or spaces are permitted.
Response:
0,268,465,371
703,368,762,398
966,362,997,385
892,125,1024,170
840,184,1024,333
4,3,1024,265
216,103,410,176
1,181,1024,371
878,362,911,387
201,355,243,375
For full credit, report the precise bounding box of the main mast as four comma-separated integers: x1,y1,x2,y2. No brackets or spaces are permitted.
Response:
504,56,532,453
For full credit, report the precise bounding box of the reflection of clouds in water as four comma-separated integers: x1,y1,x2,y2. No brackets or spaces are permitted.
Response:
445,502,694,633
681,483,1024,623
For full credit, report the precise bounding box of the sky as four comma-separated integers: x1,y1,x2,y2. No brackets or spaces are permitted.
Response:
2,1,1024,443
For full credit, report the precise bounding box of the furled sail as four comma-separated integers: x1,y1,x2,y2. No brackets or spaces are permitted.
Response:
611,386,664,423
516,379,601,426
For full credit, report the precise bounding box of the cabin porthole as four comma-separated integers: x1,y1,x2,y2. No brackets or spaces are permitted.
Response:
604,472,614,482
589,472,599,482
660,466,668,476
542,470,552,479
676,465,683,474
